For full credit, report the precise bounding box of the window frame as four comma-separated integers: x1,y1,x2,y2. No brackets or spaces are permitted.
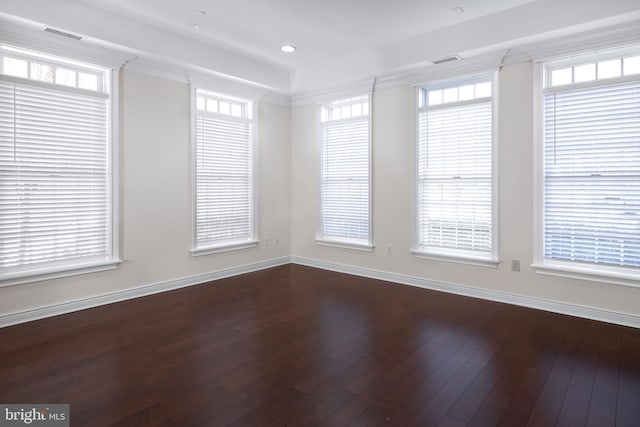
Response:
412,71,500,268
0,45,120,287
533,47,640,287
316,94,373,251
190,87,258,256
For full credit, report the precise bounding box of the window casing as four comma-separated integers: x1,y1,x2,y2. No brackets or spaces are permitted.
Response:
192,89,256,255
317,95,372,250
414,73,498,267
534,49,640,285
0,45,118,286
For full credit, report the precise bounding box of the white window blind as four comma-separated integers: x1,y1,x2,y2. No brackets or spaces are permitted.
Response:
543,76,640,270
319,96,370,246
193,90,255,252
0,47,114,282
417,76,495,261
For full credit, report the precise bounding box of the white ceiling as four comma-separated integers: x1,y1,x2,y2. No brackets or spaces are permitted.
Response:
1,0,639,94
85,0,537,69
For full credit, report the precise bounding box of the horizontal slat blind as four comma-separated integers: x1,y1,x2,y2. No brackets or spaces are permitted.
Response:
195,108,253,248
320,115,369,242
418,100,493,253
543,81,640,267
0,79,109,272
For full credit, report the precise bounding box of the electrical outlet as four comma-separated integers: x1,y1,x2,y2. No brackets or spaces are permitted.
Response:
511,259,520,272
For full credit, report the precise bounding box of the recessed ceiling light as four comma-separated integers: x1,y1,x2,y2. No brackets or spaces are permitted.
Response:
190,22,201,30
195,10,207,15
281,45,296,53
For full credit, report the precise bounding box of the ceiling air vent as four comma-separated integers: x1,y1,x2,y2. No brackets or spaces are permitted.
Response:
432,55,462,65
44,27,83,41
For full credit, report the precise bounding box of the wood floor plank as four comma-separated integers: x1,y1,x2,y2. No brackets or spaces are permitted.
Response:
0,264,639,426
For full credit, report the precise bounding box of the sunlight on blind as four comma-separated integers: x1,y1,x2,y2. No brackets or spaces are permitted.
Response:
320,96,370,243
543,81,640,267
417,77,493,256
0,80,110,272
194,90,253,248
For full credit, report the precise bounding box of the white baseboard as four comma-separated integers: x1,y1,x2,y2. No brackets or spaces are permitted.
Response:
290,256,640,329
0,257,290,328
3,256,638,329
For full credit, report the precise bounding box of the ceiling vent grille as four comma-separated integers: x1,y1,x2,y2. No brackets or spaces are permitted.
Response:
44,27,83,41
432,55,462,65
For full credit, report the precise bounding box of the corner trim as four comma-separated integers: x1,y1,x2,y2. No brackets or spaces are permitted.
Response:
290,256,640,329
0,257,290,328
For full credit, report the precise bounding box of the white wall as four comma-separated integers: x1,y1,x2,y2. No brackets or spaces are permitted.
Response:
2,62,639,324
0,70,291,316
291,61,640,318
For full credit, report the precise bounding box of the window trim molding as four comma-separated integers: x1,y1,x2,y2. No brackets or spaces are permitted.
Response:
412,71,500,266
533,52,640,286
315,93,373,250
411,250,499,269
315,238,374,252
190,87,259,255
191,240,259,257
0,261,122,288
0,49,120,287
532,261,640,289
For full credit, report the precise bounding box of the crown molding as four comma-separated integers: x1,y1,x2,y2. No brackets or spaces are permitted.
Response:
289,18,640,106
504,18,640,65
3,11,638,109
260,92,291,106
0,14,134,69
290,78,375,106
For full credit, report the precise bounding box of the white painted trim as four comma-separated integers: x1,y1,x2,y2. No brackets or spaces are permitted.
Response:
316,93,373,249
191,241,259,256
532,62,545,270
532,263,640,289
0,260,122,288
292,79,375,106
110,64,120,281
411,251,499,269
292,20,640,105
0,257,290,328
505,20,640,66
260,92,291,107
3,257,639,329
0,16,133,69
124,60,189,85
414,71,499,267
315,239,374,252
290,257,640,329
123,60,291,107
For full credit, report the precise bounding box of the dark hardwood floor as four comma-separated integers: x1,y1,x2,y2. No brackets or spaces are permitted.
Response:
1,264,640,426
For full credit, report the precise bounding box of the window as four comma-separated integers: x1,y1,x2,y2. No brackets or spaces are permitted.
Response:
0,45,117,286
415,74,498,266
192,89,256,254
536,50,640,284
318,95,371,250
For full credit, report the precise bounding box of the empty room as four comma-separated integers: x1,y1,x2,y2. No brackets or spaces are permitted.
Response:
1,0,640,426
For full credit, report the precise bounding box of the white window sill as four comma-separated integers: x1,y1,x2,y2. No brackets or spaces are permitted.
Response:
532,262,640,288
0,259,122,288
412,250,499,268
315,238,374,252
191,240,259,256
